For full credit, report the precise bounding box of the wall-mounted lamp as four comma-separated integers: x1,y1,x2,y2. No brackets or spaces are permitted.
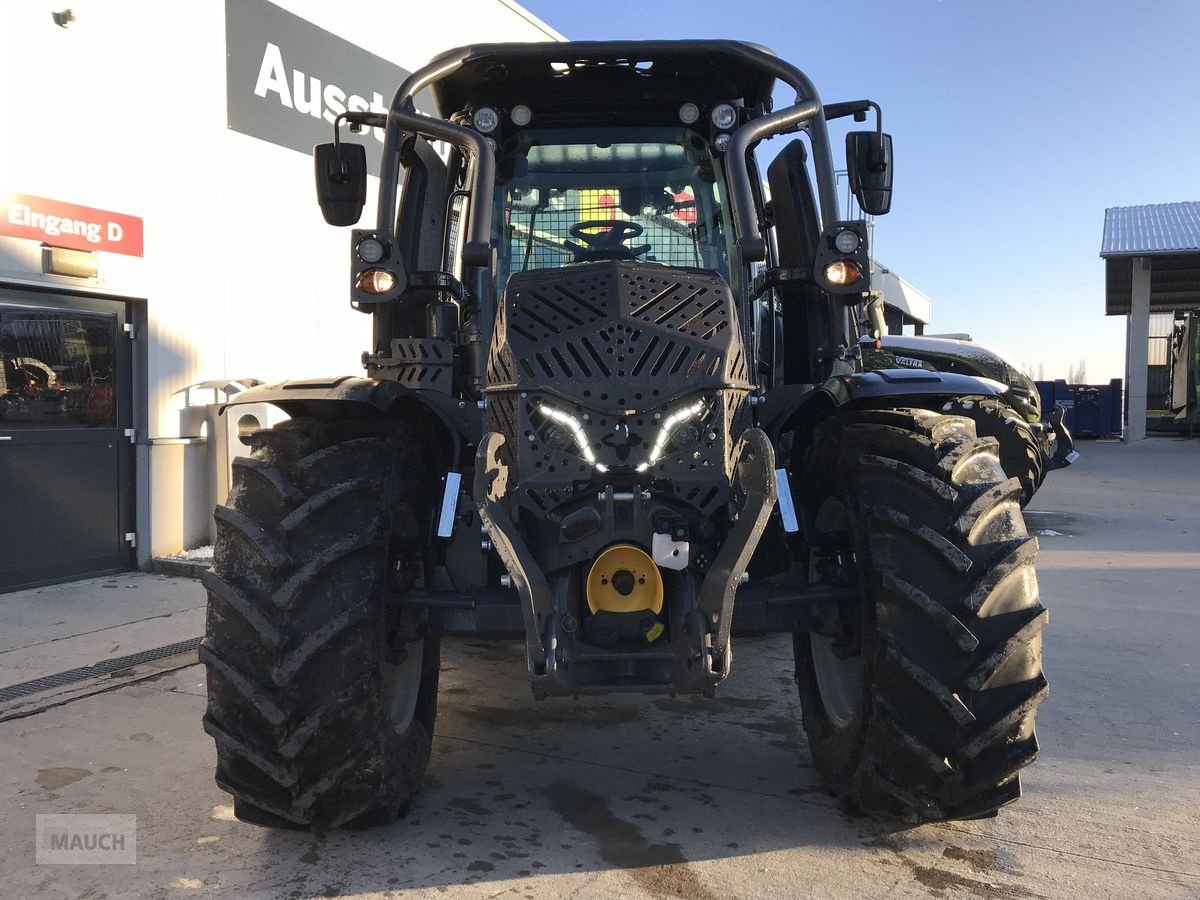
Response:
42,245,98,279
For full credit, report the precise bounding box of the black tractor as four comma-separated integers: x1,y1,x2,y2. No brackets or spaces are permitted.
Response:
203,41,1048,830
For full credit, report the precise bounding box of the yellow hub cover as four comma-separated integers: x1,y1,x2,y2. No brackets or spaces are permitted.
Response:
586,544,664,615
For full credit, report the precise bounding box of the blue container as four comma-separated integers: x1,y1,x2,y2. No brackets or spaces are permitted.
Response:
1035,379,1123,438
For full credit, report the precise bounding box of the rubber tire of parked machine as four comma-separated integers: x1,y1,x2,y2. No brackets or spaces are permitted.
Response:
943,398,1046,508
200,416,440,830
792,408,1048,822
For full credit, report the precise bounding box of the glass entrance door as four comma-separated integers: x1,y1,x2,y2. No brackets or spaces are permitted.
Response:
0,290,133,591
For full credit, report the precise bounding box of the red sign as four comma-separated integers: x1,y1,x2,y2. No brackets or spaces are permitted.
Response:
1,193,143,257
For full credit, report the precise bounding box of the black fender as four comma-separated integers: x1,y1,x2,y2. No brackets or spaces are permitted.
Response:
222,376,480,469
759,368,1009,465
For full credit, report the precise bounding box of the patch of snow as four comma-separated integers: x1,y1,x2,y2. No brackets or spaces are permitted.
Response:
1036,529,1067,537
167,545,213,561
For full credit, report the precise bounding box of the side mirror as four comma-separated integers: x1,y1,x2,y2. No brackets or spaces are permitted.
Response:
846,131,893,216
314,142,367,226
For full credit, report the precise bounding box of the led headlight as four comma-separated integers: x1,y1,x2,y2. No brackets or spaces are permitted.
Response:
636,400,706,472
671,423,700,451
472,106,499,133
537,404,608,473
710,103,737,130
538,399,709,476
542,423,573,452
823,259,861,286
833,229,861,254
357,237,385,263
356,268,397,294
712,133,732,153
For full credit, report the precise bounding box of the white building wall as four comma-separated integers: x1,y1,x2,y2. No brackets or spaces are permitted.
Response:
0,0,562,555
212,2,563,434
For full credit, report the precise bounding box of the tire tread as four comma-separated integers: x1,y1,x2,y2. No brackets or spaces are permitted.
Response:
795,406,1048,822
202,416,438,830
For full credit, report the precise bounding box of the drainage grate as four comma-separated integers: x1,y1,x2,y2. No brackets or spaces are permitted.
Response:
0,637,201,703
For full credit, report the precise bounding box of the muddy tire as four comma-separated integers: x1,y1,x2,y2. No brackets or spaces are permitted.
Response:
944,399,1045,507
201,416,440,830
792,408,1047,822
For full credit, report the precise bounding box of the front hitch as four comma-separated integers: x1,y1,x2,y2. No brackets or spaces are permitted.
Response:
1046,405,1080,470
474,428,778,698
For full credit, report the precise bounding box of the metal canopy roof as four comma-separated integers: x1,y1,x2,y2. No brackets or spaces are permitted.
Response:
1101,202,1200,257
1101,202,1200,315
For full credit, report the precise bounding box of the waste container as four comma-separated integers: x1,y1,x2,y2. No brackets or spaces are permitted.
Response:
1035,379,1123,438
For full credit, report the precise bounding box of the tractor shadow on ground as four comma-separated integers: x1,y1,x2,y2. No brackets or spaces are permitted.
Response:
247,635,928,895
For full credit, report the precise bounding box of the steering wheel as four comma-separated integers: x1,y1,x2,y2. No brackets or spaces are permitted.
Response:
564,219,651,261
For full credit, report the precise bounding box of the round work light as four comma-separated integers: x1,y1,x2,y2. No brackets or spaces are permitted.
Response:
472,107,499,133
710,103,737,130
833,229,861,254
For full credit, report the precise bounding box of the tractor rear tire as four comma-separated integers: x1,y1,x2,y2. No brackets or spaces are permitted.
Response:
201,416,440,830
944,398,1045,507
793,408,1047,822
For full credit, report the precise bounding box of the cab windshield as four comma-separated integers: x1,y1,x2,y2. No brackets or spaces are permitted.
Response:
490,128,731,291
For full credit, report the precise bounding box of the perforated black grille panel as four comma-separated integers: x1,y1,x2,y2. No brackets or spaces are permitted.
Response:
489,260,748,410
367,338,454,393
486,260,751,516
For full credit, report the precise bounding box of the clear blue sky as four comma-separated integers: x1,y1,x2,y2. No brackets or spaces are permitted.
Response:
521,0,1200,382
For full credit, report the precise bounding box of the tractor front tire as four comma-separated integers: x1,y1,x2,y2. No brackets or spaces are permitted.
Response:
944,398,1046,507
793,408,1047,822
201,416,440,830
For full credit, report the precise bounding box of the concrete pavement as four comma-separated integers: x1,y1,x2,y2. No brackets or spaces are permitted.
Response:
0,573,204,686
0,438,1198,898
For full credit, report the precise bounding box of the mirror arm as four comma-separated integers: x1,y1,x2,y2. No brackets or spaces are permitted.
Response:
323,112,388,185
823,100,883,134
333,111,387,145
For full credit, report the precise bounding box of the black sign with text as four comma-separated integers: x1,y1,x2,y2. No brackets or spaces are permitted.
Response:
225,0,426,176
